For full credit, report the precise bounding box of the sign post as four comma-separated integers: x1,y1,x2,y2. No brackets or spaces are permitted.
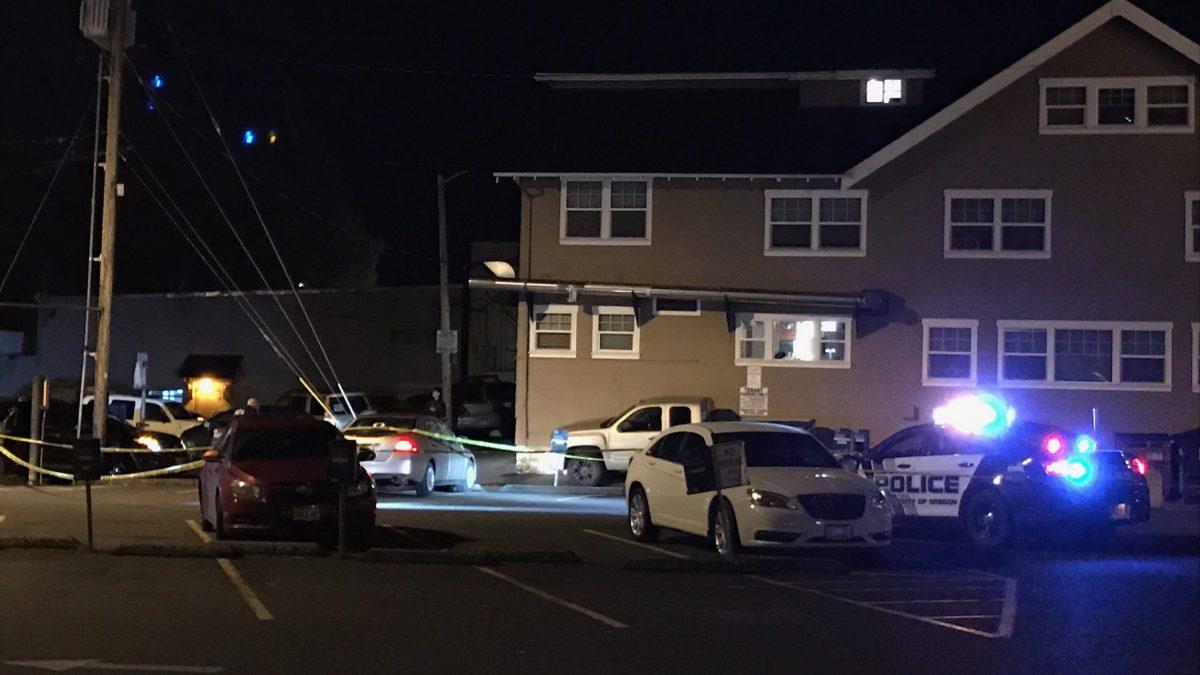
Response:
329,439,357,553
73,438,103,551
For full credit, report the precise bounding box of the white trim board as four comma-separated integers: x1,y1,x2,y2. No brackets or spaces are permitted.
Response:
843,0,1200,187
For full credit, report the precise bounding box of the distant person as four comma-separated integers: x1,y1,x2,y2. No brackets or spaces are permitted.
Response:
425,388,446,420
236,397,261,417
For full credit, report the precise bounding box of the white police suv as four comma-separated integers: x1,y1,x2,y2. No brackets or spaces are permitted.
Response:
858,395,1151,548
625,421,892,556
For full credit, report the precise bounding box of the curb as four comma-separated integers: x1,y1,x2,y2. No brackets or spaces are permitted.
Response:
356,548,581,565
230,541,326,557
621,557,829,575
0,536,82,551
494,484,623,496
110,543,239,558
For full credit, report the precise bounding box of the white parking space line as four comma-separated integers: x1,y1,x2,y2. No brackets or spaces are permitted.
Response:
475,566,628,629
929,614,1001,620
185,520,274,621
555,494,606,502
873,598,1004,605
998,578,1018,637
753,576,1005,639
581,528,692,559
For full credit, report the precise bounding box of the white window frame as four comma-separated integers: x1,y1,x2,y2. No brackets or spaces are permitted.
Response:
1039,76,1195,134
863,78,904,105
529,304,578,358
1186,191,1199,263
763,190,868,257
922,319,978,387
944,189,1052,259
734,313,852,369
651,298,701,316
1193,322,1200,393
997,320,1173,392
559,176,652,246
591,306,639,360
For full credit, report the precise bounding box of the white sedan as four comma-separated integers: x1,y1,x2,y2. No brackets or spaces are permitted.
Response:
624,421,892,556
343,413,476,496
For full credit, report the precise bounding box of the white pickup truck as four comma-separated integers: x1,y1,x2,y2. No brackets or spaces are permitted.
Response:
547,397,715,486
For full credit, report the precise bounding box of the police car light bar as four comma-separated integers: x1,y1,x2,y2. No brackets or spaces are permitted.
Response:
931,393,1015,437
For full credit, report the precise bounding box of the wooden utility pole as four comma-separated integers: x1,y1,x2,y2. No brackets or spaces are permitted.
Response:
92,0,129,443
436,174,455,426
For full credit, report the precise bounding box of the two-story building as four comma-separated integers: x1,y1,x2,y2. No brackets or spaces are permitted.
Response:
474,0,1199,470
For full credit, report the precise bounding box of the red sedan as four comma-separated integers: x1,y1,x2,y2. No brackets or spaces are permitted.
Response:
198,416,375,546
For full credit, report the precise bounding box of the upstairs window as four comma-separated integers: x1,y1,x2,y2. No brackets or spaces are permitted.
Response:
864,78,903,104
561,177,651,245
530,304,578,358
998,321,1172,391
1040,77,1194,134
922,319,978,386
592,306,639,359
944,190,1051,258
764,190,867,257
735,314,852,368
1186,191,1199,263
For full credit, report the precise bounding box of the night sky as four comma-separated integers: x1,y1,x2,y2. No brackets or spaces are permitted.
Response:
1,0,1195,312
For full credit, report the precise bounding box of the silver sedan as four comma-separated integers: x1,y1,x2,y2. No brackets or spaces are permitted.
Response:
343,413,477,496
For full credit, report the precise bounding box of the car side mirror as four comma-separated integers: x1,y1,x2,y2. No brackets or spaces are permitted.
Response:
357,449,376,462
617,421,633,433
203,449,220,461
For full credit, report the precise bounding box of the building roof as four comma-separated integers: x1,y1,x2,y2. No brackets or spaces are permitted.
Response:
178,354,244,380
498,0,1199,178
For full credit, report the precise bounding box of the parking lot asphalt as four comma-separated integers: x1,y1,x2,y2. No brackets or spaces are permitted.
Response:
1,480,1197,674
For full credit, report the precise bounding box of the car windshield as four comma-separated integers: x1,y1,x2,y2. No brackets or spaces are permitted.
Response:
345,416,415,433
163,402,198,420
231,426,337,461
712,431,840,469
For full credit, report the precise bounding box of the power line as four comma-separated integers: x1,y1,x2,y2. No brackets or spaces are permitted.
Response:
0,95,95,297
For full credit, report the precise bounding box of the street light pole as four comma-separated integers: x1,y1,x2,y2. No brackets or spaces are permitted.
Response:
91,0,129,444
437,171,467,430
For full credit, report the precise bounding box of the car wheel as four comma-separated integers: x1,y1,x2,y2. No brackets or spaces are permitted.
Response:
628,487,659,542
566,457,604,487
712,499,741,557
414,463,435,497
454,459,477,493
214,490,227,540
199,483,215,532
962,490,1013,549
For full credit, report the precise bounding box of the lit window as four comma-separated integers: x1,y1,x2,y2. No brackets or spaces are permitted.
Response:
735,314,851,368
530,304,578,358
1186,191,1199,263
865,78,903,104
1040,77,1194,134
922,319,977,386
592,306,639,359
764,190,867,256
561,178,651,244
998,321,1171,391
945,190,1050,258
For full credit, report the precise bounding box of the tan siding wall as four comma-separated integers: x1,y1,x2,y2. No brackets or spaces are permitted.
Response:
514,21,1200,449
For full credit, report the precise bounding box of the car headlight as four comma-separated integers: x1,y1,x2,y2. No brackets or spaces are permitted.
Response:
871,490,888,508
347,476,373,498
747,488,797,510
134,435,162,453
230,478,264,502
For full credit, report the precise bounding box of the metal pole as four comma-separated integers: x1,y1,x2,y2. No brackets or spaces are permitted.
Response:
85,479,95,552
28,376,44,486
437,174,454,424
92,0,128,445
77,51,105,438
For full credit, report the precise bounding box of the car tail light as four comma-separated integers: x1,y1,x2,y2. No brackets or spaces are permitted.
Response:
1130,457,1148,476
392,436,418,453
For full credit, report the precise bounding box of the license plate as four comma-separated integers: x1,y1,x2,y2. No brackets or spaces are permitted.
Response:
1109,503,1131,521
825,524,852,541
293,505,322,522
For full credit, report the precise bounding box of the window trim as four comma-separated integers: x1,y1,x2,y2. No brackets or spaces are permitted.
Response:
651,297,701,316
922,319,979,387
529,304,579,359
763,189,868,257
591,306,640,360
559,177,653,246
997,320,1173,392
1186,191,1199,263
734,313,853,369
1192,322,1200,394
1039,76,1195,134
943,189,1052,259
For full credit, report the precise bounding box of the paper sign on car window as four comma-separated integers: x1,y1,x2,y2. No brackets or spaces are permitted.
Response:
712,441,747,490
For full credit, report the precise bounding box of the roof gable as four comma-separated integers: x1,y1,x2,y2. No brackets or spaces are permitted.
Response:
842,0,1200,187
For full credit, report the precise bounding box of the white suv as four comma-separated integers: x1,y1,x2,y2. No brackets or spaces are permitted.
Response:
82,394,202,437
624,421,892,556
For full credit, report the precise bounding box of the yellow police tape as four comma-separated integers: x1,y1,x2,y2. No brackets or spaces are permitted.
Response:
0,431,209,455
349,424,604,463
0,433,207,482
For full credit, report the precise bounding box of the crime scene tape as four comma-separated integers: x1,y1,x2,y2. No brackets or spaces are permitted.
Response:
0,431,209,454
0,434,207,481
348,425,605,463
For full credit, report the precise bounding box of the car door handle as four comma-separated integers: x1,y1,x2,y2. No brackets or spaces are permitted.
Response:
958,462,975,468
896,463,912,469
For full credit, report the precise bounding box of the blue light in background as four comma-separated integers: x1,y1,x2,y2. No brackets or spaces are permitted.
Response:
242,129,256,146
1074,435,1095,453
150,74,165,89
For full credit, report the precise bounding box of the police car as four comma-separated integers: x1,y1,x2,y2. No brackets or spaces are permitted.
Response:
858,395,1150,548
